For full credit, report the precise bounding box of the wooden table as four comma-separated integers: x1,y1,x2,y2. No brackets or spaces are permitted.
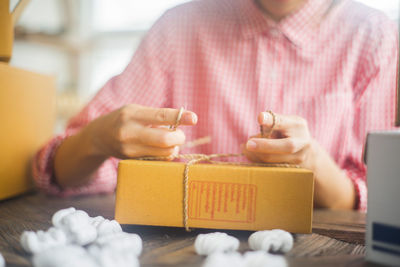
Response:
0,192,378,267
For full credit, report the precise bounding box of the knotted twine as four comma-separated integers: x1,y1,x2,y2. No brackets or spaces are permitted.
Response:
137,108,299,232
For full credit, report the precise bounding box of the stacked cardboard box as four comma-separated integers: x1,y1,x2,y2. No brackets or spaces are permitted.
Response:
0,0,56,200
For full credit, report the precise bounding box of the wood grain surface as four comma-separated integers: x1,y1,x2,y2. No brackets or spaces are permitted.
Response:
0,192,379,267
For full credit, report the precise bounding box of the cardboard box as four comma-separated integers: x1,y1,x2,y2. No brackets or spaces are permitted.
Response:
115,160,314,233
0,0,30,62
0,62,56,200
365,131,400,266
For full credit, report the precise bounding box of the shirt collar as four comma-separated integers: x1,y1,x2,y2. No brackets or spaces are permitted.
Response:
235,0,335,48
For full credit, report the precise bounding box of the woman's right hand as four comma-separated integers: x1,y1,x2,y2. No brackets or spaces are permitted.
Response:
86,104,198,159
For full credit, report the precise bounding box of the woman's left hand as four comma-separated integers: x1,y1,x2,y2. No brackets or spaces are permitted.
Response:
243,111,316,169
243,111,357,209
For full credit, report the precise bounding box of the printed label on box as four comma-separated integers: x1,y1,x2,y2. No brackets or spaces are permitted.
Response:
188,181,257,223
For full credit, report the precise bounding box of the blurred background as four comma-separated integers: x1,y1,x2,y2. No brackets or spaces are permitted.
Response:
9,0,399,133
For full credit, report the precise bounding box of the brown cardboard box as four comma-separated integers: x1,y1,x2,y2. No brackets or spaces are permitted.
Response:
0,62,56,200
0,0,30,62
115,160,314,233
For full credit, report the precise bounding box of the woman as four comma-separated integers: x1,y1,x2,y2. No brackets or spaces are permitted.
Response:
34,0,398,211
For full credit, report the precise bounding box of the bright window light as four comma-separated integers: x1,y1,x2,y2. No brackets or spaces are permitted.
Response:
358,0,399,20
92,0,191,32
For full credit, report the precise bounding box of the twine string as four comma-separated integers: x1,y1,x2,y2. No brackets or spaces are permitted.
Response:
137,153,299,232
136,108,296,231
260,110,276,138
169,107,184,131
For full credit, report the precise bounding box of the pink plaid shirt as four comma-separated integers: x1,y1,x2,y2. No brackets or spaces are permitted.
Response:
33,0,398,211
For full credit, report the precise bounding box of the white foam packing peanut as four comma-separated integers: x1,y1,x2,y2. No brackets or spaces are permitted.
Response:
195,232,240,256
90,216,123,237
88,232,142,267
243,251,287,267
88,244,140,267
51,208,97,246
202,252,244,267
248,229,293,253
0,251,5,267
51,207,76,228
21,207,142,267
93,232,143,257
202,251,287,267
20,227,68,254
32,245,98,267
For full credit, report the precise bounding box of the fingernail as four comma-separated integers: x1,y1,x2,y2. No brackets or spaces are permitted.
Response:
181,112,197,125
247,140,257,150
191,113,198,124
262,112,269,124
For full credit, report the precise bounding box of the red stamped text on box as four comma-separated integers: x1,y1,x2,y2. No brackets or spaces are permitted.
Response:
188,181,257,223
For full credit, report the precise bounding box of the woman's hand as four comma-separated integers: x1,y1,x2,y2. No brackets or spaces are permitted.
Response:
243,111,356,209
87,104,198,159
243,111,316,169
54,104,197,188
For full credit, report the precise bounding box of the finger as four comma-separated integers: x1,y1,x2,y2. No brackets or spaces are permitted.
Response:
258,112,305,131
241,144,263,163
139,128,186,148
251,150,306,165
131,106,197,126
164,146,180,161
120,144,177,159
246,138,306,154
